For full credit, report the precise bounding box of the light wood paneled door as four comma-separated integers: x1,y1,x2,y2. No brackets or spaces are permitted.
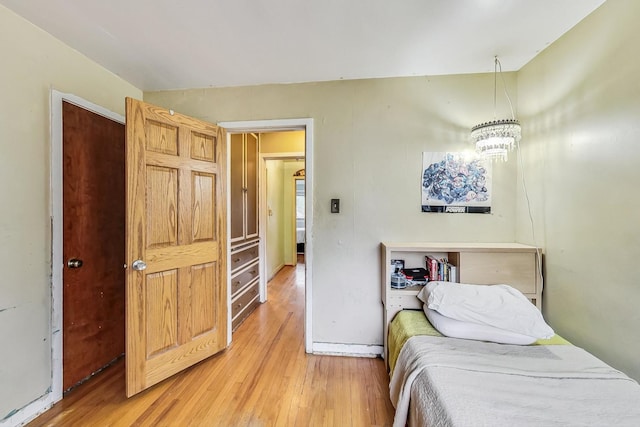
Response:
125,98,227,396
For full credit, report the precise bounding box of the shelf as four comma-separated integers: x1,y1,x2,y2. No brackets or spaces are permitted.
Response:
380,241,543,368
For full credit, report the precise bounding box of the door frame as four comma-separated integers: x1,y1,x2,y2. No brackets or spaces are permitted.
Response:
50,90,125,404
219,119,314,353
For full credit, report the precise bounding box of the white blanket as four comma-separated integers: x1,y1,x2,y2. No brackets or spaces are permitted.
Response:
390,336,640,427
296,227,305,243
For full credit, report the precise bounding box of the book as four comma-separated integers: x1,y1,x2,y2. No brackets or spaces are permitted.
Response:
425,256,438,281
448,263,458,283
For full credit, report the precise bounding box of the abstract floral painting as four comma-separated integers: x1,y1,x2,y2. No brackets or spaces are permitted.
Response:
421,152,492,213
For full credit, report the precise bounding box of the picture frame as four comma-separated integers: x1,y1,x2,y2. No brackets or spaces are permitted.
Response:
421,152,492,213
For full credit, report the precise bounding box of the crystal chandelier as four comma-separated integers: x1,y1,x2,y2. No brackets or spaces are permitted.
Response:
471,57,521,162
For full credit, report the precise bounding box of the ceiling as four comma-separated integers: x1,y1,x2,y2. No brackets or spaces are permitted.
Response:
2,0,606,91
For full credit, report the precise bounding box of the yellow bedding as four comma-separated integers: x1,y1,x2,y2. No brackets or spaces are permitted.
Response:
388,310,570,374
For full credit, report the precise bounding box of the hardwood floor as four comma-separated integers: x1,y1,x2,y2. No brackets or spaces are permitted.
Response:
29,263,395,426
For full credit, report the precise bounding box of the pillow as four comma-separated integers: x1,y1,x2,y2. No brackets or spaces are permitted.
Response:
423,306,537,345
417,281,554,339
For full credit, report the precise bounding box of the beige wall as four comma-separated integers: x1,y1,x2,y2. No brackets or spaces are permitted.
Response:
261,131,305,153
0,5,142,419
264,159,305,277
517,0,640,379
146,73,520,346
265,160,285,278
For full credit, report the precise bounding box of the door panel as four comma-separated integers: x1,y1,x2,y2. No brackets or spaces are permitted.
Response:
230,133,244,242
192,173,216,241
125,98,227,397
245,133,259,239
62,101,125,391
146,166,178,247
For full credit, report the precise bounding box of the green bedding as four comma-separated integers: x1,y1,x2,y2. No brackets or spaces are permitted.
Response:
388,310,570,374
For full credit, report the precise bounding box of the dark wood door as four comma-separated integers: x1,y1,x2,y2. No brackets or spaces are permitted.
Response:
63,101,125,391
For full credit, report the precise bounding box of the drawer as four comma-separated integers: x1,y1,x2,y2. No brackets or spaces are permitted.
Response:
231,263,259,296
230,244,259,272
231,282,260,318
459,251,537,293
232,298,260,331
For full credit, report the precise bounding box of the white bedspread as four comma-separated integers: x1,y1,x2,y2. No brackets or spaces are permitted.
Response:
390,336,640,427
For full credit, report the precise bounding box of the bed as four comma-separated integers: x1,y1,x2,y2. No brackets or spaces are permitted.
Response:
388,303,640,426
296,218,305,253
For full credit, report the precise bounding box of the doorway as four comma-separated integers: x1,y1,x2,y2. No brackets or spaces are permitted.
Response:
61,101,125,391
220,119,314,353
51,91,126,402
264,156,305,279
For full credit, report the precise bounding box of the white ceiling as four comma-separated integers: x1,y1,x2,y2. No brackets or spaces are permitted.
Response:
2,0,606,91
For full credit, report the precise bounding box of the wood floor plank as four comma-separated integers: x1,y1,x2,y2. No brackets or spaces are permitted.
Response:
28,263,395,426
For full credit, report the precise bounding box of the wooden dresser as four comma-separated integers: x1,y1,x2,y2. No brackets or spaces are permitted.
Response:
230,242,260,330
230,133,261,330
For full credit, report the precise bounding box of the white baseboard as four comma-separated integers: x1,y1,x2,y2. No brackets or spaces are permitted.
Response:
268,263,286,281
312,342,383,358
0,392,55,427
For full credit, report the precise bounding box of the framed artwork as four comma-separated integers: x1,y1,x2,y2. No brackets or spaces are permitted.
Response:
421,152,492,213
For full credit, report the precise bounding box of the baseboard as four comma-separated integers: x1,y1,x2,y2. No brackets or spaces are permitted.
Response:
267,263,286,281
312,342,383,358
1,391,55,427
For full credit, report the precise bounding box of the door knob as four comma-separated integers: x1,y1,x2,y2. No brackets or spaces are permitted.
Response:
67,258,83,268
132,260,147,271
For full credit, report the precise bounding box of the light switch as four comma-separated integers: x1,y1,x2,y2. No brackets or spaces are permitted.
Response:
331,199,340,213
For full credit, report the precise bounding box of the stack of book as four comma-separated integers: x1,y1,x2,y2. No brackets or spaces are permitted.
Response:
425,255,458,283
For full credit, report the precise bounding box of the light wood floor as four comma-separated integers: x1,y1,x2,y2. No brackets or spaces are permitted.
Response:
29,262,395,426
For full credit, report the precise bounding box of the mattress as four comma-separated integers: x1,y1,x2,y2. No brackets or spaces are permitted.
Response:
387,310,569,375
296,227,305,243
388,310,640,427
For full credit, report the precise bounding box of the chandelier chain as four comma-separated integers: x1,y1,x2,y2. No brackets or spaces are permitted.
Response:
470,56,521,162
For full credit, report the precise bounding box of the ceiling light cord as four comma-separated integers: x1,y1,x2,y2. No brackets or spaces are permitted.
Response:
495,56,542,288
515,124,544,293
493,57,498,121
495,56,517,120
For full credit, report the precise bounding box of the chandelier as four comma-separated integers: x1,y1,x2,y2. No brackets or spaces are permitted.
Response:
470,57,521,162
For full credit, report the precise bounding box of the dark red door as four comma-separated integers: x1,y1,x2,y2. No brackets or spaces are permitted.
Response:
62,101,125,391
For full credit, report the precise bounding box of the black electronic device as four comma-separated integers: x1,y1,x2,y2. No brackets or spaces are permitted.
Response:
401,267,428,282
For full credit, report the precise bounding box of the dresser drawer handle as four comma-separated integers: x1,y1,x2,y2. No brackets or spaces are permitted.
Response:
250,270,256,275
235,302,242,309
233,281,241,286
233,257,241,263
